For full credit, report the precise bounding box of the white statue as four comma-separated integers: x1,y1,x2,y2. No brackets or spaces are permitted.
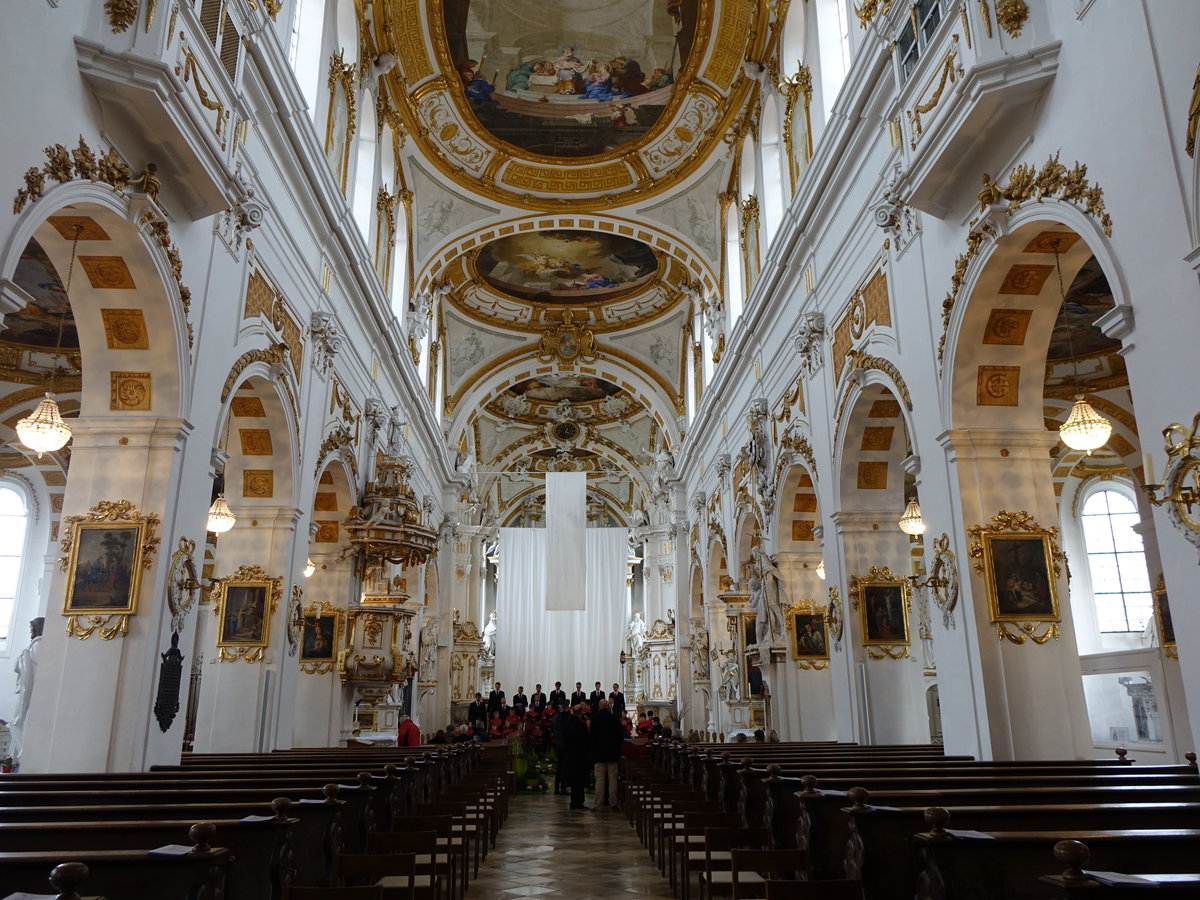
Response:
626,611,648,656
11,617,43,756
754,547,787,642
747,575,766,645
720,651,741,701
481,611,497,658
689,628,710,679
419,618,439,681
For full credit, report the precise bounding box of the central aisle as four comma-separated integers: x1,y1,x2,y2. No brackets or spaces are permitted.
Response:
466,790,674,899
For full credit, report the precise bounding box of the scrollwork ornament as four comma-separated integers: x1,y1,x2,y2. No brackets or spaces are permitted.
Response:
826,586,844,648
1143,413,1200,557
286,584,303,657
220,646,266,663
66,614,129,641
166,537,200,633
929,533,960,629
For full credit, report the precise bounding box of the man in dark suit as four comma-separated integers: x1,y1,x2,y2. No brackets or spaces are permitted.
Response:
487,681,506,718
560,704,591,809
589,681,606,713
530,684,547,716
570,682,587,707
512,686,528,717
467,692,487,726
589,698,625,810
549,682,567,711
608,682,626,718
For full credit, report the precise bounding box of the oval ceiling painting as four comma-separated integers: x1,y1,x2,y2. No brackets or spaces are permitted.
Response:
445,0,698,158
476,230,658,302
509,373,621,403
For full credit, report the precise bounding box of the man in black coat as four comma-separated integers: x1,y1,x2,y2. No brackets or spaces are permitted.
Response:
608,682,626,718
487,682,506,718
559,704,591,809
549,682,567,711
589,681,606,713
512,686,528,717
530,684,547,716
467,692,487,727
570,682,587,707
589,699,625,810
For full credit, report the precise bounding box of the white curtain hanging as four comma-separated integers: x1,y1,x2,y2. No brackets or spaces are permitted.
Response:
545,472,586,610
494,526,629,699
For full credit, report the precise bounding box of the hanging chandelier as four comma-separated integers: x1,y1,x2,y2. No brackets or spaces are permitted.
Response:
17,225,81,457
206,495,236,533
898,497,927,536
1051,240,1111,455
815,559,826,580
303,557,316,577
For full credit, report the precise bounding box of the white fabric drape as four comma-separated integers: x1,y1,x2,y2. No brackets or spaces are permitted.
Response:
545,472,586,609
494,527,629,698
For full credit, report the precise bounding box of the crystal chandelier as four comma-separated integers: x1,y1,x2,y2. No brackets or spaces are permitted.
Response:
206,495,236,533
1051,240,1111,455
303,557,316,578
815,560,826,580
16,226,81,457
898,497,927,536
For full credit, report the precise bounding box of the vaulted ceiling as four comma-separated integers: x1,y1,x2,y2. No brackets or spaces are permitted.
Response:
371,0,773,525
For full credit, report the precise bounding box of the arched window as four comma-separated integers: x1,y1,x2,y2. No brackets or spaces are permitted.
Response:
1080,488,1152,633
0,484,30,645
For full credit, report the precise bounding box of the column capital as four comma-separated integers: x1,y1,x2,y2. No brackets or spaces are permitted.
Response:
937,428,1060,461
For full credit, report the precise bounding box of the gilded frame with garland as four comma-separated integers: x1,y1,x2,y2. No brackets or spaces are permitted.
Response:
212,565,282,663
968,510,1064,645
783,599,830,669
850,567,912,660
300,599,344,674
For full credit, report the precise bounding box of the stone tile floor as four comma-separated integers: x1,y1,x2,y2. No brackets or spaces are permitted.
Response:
464,790,675,900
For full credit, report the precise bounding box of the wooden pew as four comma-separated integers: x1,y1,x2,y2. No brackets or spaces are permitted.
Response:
911,827,1200,900
0,834,230,900
846,799,1200,900
0,817,292,900
1040,839,1200,898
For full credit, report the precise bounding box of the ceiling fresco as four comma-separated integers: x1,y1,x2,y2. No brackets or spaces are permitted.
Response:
474,230,659,302
444,0,698,158
4,240,80,349
1047,255,1120,362
508,373,621,403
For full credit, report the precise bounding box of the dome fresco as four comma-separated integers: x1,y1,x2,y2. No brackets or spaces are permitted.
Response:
508,373,622,403
475,230,659,302
444,0,698,158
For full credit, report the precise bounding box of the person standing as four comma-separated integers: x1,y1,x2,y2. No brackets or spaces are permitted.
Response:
467,692,487,726
608,682,626,718
570,682,587,707
589,698,624,810
549,682,567,711
487,682,506,718
589,681,606,713
530,684,547,716
512,686,528,718
561,704,591,809
551,704,575,795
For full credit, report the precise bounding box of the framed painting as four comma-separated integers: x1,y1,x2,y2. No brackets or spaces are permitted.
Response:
968,510,1065,644
59,499,160,619
300,600,342,674
850,567,911,660
213,565,281,660
784,601,829,669
1154,576,1175,658
63,523,145,614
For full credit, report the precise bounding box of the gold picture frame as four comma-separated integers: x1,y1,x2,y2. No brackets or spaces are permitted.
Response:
968,509,1064,645
783,599,830,670
1153,575,1176,659
300,599,343,675
212,564,282,663
58,499,161,640
850,567,912,660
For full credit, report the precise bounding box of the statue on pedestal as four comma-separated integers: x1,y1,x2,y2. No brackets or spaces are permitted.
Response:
481,611,497,658
753,547,787,643
11,617,44,757
626,611,648,657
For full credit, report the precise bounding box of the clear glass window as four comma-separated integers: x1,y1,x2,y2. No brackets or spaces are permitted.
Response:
1080,489,1152,633
0,485,29,644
